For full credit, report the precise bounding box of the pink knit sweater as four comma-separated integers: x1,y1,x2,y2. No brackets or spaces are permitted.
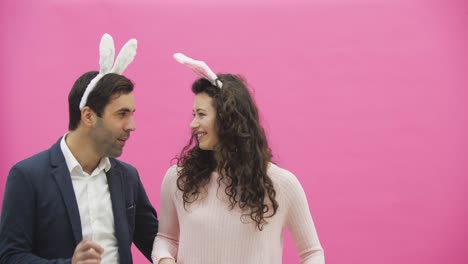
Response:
152,164,324,264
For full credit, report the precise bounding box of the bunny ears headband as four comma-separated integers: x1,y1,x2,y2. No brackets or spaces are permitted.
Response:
173,53,223,88
79,33,138,110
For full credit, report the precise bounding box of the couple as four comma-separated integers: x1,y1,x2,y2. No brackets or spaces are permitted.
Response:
0,34,324,264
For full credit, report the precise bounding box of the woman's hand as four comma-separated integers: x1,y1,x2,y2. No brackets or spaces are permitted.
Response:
159,258,176,264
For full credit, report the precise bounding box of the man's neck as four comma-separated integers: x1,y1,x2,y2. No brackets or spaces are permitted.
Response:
65,130,102,174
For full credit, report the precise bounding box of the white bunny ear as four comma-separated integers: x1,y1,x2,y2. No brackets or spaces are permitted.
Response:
79,33,138,110
173,52,223,88
99,33,115,74
110,39,137,74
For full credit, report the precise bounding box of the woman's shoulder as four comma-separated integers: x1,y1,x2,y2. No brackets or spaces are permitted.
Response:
162,164,181,182
268,163,295,180
165,164,178,174
267,163,303,190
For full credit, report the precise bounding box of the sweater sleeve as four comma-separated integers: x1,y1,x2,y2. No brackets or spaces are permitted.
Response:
151,166,180,263
284,171,325,264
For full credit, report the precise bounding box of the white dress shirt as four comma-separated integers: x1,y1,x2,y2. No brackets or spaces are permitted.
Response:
60,135,119,263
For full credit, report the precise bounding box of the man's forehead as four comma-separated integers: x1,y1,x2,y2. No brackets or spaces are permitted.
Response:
106,92,135,111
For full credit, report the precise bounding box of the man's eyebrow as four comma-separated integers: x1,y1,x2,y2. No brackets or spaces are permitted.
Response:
115,108,136,113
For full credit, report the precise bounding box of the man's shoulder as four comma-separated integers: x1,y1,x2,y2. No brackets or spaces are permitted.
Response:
110,158,138,175
7,145,58,185
13,137,62,170
13,147,53,170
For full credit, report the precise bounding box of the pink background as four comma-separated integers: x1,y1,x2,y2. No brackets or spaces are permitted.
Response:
1,0,467,263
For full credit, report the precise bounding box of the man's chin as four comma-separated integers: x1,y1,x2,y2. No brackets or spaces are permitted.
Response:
108,148,123,158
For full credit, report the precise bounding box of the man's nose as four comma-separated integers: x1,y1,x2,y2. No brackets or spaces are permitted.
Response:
125,116,136,132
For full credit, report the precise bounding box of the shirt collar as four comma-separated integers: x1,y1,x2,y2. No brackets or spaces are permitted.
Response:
60,133,111,175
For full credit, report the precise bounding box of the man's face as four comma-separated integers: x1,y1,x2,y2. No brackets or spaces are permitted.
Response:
90,92,136,158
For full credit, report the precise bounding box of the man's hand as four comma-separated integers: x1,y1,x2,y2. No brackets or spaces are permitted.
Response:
72,240,104,264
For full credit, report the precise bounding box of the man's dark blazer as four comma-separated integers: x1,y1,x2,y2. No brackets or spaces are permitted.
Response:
0,138,159,263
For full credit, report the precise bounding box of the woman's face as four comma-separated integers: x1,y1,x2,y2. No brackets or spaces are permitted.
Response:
191,92,218,151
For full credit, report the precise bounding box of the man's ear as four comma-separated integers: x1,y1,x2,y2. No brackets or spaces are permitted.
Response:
80,106,97,127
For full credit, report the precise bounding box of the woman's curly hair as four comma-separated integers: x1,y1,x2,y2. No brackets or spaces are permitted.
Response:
176,74,279,230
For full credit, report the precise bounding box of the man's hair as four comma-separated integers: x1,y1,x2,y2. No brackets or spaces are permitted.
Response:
68,71,134,130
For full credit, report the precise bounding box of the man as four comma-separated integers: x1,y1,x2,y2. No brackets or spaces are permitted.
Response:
0,34,158,263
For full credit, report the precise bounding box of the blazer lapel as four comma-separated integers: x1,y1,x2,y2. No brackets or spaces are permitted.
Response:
107,160,131,262
50,138,83,245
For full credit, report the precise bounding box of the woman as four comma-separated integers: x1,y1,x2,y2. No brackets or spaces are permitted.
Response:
152,53,324,264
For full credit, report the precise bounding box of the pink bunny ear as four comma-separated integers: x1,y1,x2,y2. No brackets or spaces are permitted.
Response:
174,53,223,88
79,33,138,110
